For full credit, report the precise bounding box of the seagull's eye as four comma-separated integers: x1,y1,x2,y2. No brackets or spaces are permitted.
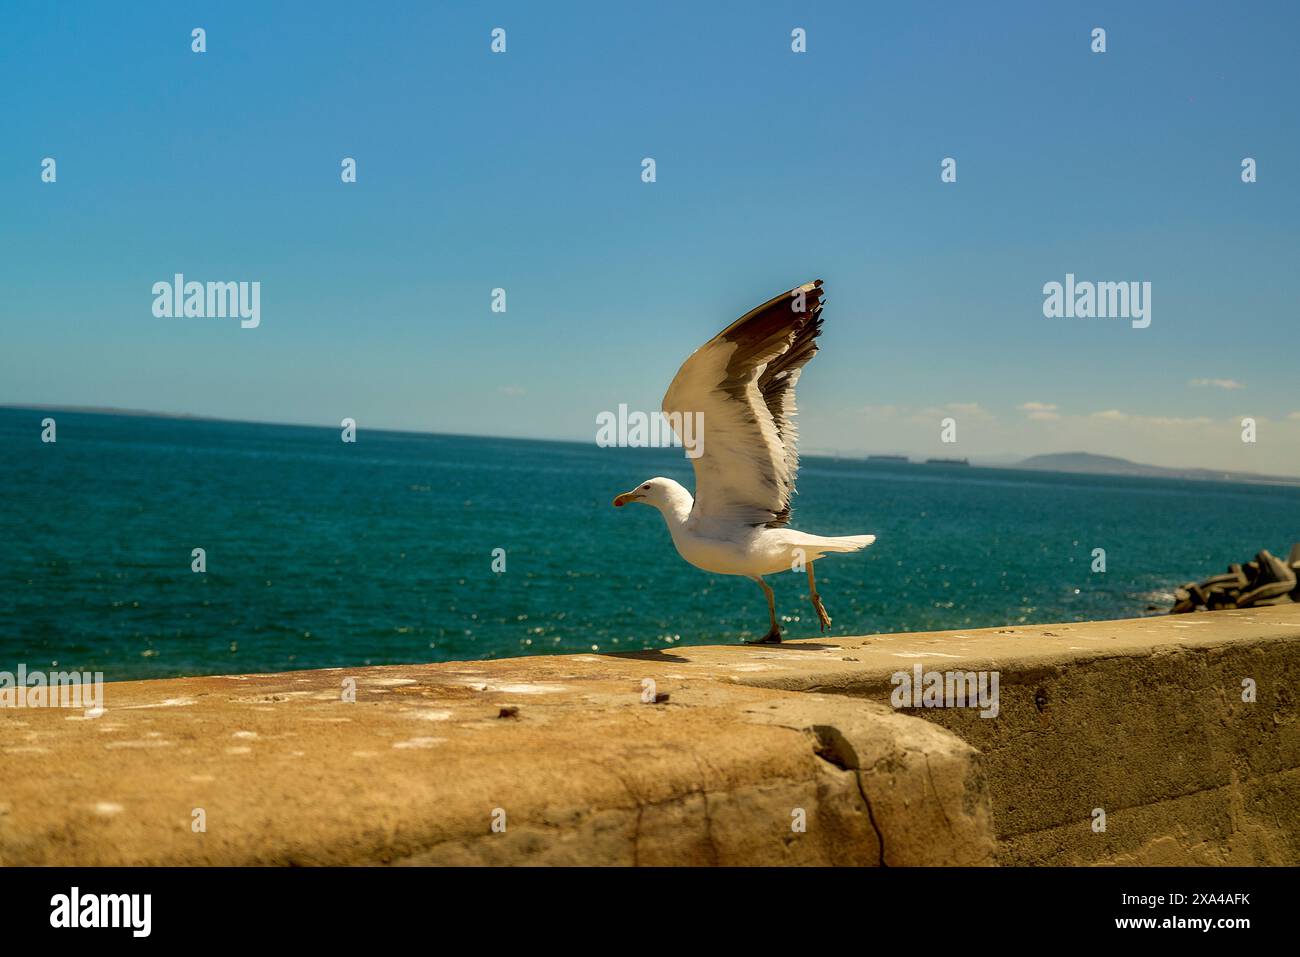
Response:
641,484,650,490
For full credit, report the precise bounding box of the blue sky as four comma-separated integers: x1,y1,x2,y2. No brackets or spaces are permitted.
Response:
3,1,1298,473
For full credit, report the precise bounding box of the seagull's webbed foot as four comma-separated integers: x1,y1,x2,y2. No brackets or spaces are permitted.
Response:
811,593,832,632
807,564,832,633
746,576,782,643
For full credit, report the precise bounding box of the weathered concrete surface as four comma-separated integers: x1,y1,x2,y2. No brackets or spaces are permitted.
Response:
0,659,991,866
676,605,1300,865
1,605,1295,865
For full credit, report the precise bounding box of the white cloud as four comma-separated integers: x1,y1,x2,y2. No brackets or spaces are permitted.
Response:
1189,378,1244,390
1020,401,1060,421
915,401,993,421
864,402,991,421
1141,415,1215,427
1089,409,1215,427
862,403,901,418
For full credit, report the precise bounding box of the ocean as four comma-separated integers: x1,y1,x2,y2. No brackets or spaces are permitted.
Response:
3,407,1298,681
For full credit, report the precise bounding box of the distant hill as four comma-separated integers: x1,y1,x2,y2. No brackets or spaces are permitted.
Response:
1016,452,1300,487
0,403,217,421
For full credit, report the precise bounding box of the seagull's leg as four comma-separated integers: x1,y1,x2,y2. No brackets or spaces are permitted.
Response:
808,563,832,632
744,576,782,644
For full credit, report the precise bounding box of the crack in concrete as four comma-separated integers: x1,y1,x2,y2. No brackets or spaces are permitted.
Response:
923,754,956,839
853,771,888,867
632,804,644,867
686,748,722,865
808,725,889,866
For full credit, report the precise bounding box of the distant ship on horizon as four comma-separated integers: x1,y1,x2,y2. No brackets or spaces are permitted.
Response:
925,457,971,466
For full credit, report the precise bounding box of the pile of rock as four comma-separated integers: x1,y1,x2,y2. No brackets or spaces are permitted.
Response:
1172,543,1300,613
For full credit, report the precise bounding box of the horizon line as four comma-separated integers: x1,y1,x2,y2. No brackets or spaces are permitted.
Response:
5,402,1300,486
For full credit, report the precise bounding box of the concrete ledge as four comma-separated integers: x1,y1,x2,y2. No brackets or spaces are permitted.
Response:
692,605,1300,865
0,658,990,865
1,606,1296,865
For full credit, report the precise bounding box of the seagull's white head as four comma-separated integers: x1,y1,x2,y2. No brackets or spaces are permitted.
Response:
612,477,678,510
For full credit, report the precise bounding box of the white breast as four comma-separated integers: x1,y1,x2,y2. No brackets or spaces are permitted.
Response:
669,522,792,577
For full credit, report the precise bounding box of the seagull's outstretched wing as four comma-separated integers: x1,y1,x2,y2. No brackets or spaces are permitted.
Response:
662,280,824,527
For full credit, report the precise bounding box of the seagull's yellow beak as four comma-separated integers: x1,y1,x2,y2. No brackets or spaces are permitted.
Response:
612,491,641,508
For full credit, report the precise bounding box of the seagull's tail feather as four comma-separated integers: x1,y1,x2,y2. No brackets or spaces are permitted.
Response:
813,533,876,554
785,531,876,560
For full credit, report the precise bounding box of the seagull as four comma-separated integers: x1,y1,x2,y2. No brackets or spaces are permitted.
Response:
612,280,875,643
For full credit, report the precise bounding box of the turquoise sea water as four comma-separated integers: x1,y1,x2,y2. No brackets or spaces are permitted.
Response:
3,407,1298,681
